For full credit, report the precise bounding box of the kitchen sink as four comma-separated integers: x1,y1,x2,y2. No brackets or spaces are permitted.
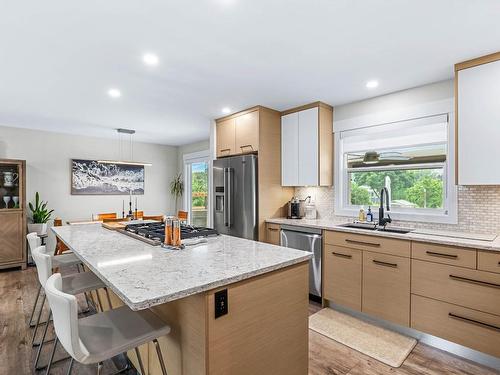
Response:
340,223,413,234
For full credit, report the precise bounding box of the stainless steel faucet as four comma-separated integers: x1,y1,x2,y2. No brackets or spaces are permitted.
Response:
378,187,392,227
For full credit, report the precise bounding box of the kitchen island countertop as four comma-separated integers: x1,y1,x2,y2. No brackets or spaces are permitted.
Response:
52,224,311,310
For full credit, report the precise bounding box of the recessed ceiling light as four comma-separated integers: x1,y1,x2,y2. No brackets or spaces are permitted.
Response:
221,107,231,114
142,53,159,66
107,88,122,98
366,80,379,89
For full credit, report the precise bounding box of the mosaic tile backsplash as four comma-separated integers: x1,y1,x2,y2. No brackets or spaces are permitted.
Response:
295,185,500,234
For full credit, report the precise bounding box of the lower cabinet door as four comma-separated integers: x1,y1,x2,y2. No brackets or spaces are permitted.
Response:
362,251,410,327
0,211,23,265
323,245,362,311
411,294,500,358
266,224,280,245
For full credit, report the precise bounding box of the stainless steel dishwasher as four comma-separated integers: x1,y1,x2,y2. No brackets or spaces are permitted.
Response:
280,225,322,299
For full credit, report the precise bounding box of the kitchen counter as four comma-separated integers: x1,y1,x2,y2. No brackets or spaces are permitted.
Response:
52,224,311,310
266,218,500,252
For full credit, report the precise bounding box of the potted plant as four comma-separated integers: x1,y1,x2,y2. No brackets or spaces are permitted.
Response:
170,173,184,214
28,192,54,235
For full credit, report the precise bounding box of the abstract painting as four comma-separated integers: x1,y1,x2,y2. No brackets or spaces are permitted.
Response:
71,159,144,195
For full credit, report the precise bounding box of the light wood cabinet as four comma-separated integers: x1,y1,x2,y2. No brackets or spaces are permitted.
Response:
411,242,476,269
216,118,236,157
477,251,500,274
411,294,500,358
0,159,26,270
235,110,259,154
215,107,293,242
412,259,500,316
455,52,500,185
265,223,281,245
362,251,410,327
323,245,362,311
281,102,333,187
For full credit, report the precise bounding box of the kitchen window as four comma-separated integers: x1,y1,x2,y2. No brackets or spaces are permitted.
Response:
335,114,457,224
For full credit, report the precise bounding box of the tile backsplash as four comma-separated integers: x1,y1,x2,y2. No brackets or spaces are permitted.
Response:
295,185,500,234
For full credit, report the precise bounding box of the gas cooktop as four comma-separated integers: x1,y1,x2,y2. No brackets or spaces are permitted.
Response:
121,222,218,246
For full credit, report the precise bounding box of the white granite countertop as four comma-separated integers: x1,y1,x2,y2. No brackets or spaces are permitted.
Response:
52,224,311,310
267,218,500,252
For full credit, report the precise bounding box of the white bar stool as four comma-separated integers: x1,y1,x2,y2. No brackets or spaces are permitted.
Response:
31,245,113,371
27,233,83,328
45,273,171,375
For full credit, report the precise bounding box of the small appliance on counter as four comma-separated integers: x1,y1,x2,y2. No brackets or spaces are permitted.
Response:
287,196,311,219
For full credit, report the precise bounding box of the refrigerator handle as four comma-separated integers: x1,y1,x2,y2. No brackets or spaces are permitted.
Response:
223,168,228,227
280,230,288,247
227,168,233,227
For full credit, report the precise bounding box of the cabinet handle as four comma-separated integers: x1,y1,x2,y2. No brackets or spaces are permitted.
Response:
425,251,458,259
220,148,231,153
332,252,352,259
448,313,500,332
449,275,500,289
240,144,254,150
268,228,279,232
345,239,380,247
372,259,398,268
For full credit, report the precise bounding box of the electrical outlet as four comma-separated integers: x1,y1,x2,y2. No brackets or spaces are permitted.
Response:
214,289,228,319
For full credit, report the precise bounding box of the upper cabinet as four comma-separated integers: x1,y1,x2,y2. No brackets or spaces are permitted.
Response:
281,102,333,186
455,52,500,185
216,109,259,158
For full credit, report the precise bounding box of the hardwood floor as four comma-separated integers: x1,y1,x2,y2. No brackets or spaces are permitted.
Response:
1,267,497,374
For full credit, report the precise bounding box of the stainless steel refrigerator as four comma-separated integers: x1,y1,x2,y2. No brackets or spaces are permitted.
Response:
213,154,258,240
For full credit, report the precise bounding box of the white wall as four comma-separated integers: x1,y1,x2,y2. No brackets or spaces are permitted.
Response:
0,125,178,221
177,140,210,175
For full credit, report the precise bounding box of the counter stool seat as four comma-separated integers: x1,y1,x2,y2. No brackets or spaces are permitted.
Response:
62,272,105,296
53,252,81,268
78,305,171,364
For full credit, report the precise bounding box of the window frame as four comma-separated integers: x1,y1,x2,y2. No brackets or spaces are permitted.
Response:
335,111,458,224
183,150,212,227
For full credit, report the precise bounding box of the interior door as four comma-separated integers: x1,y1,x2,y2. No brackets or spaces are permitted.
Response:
281,112,299,186
298,107,319,186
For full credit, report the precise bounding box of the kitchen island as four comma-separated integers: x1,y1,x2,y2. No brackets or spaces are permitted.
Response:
53,224,311,375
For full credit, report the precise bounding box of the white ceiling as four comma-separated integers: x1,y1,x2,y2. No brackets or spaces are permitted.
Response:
1,0,499,145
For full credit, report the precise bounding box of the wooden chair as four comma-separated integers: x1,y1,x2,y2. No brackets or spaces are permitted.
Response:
134,211,144,220
53,218,70,255
96,212,117,221
177,211,188,224
143,215,165,222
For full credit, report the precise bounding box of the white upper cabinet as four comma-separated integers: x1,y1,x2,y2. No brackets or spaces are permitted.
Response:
281,103,333,187
281,112,299,186
298,108,319,186
456,54,500,185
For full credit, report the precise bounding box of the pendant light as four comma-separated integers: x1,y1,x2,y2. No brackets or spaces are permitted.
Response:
98,128,152,166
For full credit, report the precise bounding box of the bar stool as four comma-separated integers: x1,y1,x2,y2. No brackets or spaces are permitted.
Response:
26,233,83,329
31,245,113,371
45,273,171,375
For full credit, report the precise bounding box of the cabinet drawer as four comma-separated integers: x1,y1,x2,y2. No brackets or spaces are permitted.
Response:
323,245,362,311
266,223,281,245
411,294,500,358
478,251,500,274
362,251,410,327
412,242,476,269
324,231,410,257
412,259,500,316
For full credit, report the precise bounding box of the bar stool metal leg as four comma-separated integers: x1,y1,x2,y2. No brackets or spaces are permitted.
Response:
31,294,46,346
153,339,168,375
28,284,42,327
45,337,58,375
66,357,74,375
34,310,52,369
97,361,103,375
134,347,146,375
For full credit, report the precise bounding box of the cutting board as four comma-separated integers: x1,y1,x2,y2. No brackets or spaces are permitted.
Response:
102,222,127,231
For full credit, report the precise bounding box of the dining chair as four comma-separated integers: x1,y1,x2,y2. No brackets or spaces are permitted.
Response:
45,273,171,375
96,212,117,221
53,218,70,255
177,210,188,224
